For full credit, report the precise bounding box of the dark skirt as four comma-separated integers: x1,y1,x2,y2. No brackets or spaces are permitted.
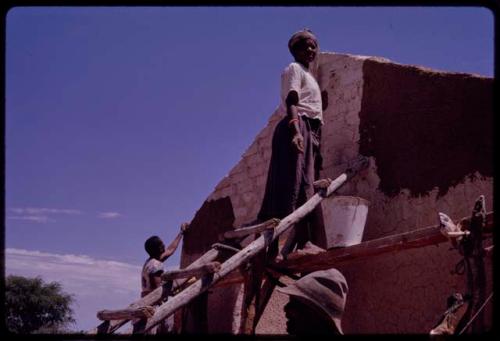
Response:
257,115,324,255
258,115,323,221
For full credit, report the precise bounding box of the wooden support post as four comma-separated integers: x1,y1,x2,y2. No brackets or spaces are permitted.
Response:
238,268,258,334
138,158,368,334
238,250,268,334
97,306,155,321
458,195,487,334
222,218,280,240
161,262,221,281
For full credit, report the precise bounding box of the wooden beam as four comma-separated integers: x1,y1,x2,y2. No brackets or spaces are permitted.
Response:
222,218,280,240
212,211,494,286
212,243,241,254
273,211,494,274
97,306,155,321
138,159,368,334
88,248,221,334
464,195,487,333
161,262,221,281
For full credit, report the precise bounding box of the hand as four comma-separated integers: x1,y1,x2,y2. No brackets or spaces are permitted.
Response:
292,133,304,153
313,178,332,190
321,90,328,111
180,222,190,234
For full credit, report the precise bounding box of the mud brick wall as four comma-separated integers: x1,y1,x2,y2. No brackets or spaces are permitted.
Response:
336,57,493,334
180,52,493,334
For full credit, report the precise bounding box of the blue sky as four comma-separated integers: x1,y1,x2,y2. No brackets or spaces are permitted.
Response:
5,6,493,332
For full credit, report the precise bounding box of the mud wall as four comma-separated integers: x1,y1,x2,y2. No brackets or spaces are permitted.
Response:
359,60,493,198
180,52,493,334
179,197,239,333
335,57,493,334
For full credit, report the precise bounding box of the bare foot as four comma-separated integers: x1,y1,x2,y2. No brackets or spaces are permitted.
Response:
296,241,325,255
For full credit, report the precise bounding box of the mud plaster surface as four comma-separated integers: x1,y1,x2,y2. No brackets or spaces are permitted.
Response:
179,196,236,333
180,196,235,268
338,239,493,334
358,59,493,198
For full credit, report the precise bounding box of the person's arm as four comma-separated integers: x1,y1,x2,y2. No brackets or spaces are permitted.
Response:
159,223,189,262
286,90,304,153
150,271,163,290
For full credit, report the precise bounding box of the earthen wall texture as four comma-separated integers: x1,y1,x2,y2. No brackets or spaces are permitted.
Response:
180,52,493,334
336,57,493,334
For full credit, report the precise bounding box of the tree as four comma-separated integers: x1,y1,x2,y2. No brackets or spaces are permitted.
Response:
5,275,75,334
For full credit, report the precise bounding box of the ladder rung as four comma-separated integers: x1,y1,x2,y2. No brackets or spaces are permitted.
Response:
161,262,221,281
221,218,280,240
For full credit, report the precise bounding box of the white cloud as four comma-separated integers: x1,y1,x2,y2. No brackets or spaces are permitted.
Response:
5,248,144,333
98,212,121,219
7,215,54,223
9,207,82,215
7,207,82,224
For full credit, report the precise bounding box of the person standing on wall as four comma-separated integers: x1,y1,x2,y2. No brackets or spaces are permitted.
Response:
258,29,329,259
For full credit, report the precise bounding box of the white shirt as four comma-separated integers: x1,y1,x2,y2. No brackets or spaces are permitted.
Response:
141,258,164,296
137,258,173,334
280,62,323,123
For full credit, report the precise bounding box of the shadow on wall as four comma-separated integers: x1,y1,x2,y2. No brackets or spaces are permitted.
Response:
181,196,235,266
180,196,236,333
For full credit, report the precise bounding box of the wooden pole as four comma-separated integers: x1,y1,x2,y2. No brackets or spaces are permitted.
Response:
140,159,367,333
211,211,494,285
222,218,280,240
97,306,155,321
459,195,487,333
238,267,258,334
273,211,493,274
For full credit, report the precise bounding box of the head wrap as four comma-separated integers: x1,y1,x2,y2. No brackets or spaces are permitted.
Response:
288,29,318,53
277,268,348,334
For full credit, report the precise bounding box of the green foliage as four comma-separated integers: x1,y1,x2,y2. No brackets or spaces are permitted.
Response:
5,275,75,334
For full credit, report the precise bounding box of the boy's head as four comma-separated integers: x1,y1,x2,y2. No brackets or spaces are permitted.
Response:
145,236,165,259
288,29,318,65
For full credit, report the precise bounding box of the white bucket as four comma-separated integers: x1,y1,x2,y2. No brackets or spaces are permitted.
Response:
320,196,369,248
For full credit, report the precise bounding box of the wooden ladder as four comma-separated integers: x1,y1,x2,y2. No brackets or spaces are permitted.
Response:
89,155,370,335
